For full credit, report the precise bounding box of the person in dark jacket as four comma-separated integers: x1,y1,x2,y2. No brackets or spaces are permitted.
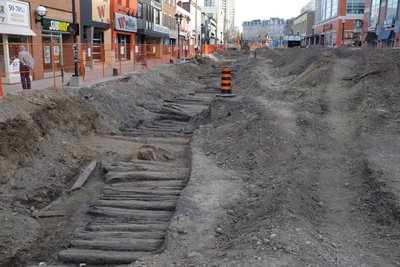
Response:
18,46,34,90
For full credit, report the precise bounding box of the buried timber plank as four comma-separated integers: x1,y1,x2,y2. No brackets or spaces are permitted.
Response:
86,223,168,232
103,164,189,174
74,230,166,240
108,180,187,188
59,249,150,264
95,200,177,210
88,206,174,220
70,238,163,252
102,188,182,196
69,160,98,192
105,171,189,183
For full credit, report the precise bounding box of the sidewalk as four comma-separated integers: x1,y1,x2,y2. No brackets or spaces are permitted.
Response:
2,57,171,95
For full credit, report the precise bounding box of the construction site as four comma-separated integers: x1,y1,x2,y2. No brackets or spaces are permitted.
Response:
1,47,400,267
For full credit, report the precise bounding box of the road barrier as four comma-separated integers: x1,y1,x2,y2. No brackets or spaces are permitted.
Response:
0,42,226,96
217,67,236,97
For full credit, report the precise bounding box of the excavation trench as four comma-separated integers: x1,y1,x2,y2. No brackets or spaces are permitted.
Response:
19,62,228,266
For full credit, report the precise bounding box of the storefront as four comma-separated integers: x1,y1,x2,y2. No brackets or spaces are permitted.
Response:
80,0,111,65
41,18,75,75
0,0,36,84
114,13,137,61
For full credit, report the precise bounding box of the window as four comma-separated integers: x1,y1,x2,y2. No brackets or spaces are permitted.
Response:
138,3,143,18
369,0,381,28
332,0,338,17
155,10,160,24
347,0,365,14
385,0,399,22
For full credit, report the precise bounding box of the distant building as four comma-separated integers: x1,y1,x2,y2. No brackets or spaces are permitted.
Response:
301,0,317,12
363,0,400,48
293,11,316,46
242,18,286,44
313,0,364,47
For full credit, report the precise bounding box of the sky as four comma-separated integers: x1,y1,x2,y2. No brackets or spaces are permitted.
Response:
235,0,311,28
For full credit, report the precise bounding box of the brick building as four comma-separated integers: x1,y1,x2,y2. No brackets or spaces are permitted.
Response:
363,0,400,48
313,0,364,47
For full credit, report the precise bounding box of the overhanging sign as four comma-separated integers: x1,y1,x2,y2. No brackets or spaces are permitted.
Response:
42,18,73,33
115,13,137,32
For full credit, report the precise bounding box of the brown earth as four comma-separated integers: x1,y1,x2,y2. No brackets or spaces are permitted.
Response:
1,47,400,266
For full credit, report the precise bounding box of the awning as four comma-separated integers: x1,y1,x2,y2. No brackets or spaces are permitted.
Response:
365,32,377,42
0,24,36,36
381,30,394,40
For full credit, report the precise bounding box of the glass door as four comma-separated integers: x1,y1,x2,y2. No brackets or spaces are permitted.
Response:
42,34,63,73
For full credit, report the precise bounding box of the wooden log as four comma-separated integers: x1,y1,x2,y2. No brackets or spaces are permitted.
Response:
31,210,67,218
69,161,98,192
95,200,177,211
86,223,168,232
105,171,189,183
99,195,178,201
70,238,163,252
87,206,173,220
102,188,182,196
59,248,149,264
74,230,166,240
109,180,186,188
103,164,189,174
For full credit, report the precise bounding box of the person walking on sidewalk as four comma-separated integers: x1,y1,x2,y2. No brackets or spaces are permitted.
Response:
18,46,34,90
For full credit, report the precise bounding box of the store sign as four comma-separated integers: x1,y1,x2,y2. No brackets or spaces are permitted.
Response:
154,24,169,34
42,18,73,33
92,0,110,23
0,0,30,26
115,13,137,32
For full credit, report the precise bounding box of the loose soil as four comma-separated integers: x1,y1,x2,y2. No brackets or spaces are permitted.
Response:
1,48,400,267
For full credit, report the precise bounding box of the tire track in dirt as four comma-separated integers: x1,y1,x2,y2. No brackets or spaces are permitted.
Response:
316,58,399,266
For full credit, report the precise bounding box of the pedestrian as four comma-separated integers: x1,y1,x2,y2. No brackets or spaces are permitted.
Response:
18,46,34,90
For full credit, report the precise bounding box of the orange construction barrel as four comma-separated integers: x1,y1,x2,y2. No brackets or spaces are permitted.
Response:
217,67,236,97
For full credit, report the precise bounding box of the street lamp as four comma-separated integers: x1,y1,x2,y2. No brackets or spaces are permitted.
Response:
35,6,48,25
175,13,183,59
342,18,346,47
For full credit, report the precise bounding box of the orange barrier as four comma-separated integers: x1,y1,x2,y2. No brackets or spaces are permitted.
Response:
0,42,227,93
217,67,236,97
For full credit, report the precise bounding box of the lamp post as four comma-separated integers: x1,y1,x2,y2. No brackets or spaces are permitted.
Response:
342,18,346,47
35,6,48,25
175,13,183,59
69,0,82,86
72,0,79,77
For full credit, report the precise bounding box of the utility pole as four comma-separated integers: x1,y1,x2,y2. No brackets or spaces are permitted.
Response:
69,0,82,86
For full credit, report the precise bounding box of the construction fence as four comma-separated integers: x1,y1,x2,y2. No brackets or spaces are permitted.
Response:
0,43,226,96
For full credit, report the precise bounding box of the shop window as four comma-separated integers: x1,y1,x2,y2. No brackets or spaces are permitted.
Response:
155,10,160,25
385,0,399,23
8,35,29,77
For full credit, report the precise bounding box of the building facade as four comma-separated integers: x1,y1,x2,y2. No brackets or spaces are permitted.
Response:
30,0,81,81
314,0,364,47
363,0,400,48
0,0,36,83
293,11,316,45
242,18,286,45
163,0,177,45
137,0,169,45
80,0,112,66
